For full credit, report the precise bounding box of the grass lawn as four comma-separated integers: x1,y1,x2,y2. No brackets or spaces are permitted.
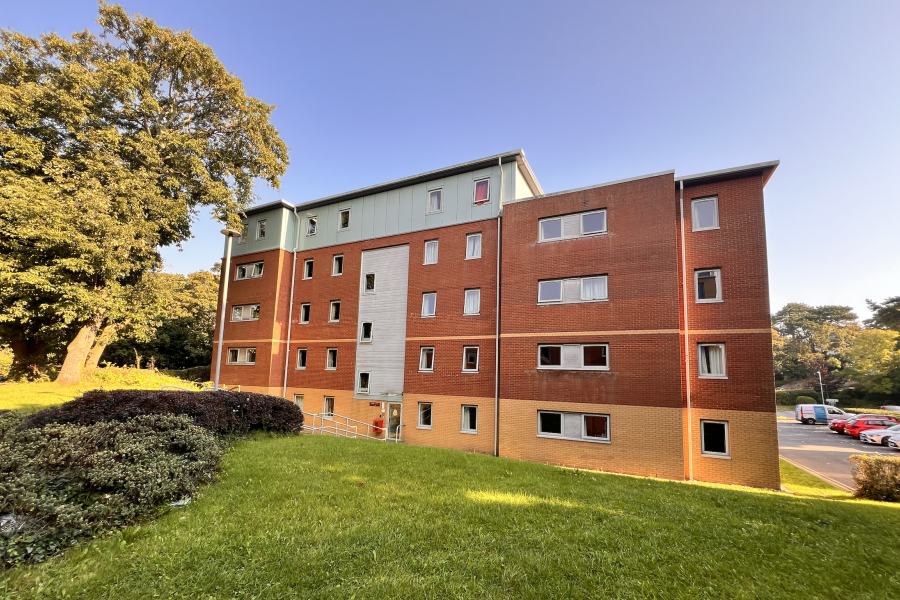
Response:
3,434,899,599
779,459,851,500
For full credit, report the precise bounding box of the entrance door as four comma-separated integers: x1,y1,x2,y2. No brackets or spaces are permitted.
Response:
387,402,402,440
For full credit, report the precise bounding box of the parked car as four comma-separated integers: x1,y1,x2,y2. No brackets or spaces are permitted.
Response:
845,417,900,439
859,424,900,445
830,414,888,434
889,437,900,450
878,405,900,412
795,404,848,425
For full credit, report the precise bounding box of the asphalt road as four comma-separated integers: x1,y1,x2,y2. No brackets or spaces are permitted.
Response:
777,413,898,490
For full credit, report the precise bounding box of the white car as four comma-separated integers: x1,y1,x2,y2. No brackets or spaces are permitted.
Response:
889,437,900,450
860,424,900,446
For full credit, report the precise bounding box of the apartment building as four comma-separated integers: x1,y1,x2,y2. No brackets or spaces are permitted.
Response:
213,150,781,489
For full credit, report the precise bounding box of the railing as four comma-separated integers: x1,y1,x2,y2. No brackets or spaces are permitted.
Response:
300,411,403,442
160,384,241,392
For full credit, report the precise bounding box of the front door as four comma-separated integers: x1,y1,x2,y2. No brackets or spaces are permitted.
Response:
387,402,402,440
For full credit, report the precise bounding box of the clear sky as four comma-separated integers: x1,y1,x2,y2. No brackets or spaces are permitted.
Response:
5,1,899,319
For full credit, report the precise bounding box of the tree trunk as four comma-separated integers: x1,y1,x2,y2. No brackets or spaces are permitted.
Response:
55,320,101,384
8,338,48,380
84,324,120,370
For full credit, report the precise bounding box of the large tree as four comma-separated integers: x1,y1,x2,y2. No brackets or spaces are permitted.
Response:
0,3,288,382
771,303,858,385
866,296,900,331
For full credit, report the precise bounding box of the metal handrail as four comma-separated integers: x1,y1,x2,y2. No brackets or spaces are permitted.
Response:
300,411,403,442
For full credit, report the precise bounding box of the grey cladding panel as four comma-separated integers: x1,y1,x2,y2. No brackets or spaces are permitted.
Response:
563,414,581,438
562,214,581,237
563,279,581,303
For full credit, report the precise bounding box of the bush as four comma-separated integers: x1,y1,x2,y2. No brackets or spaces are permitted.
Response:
775,389,822,406
794,395,816,404
160,365,211,383
83,365,204,389
0,412,224,567
23,389,304,435
845,407,900,419
850,454,900,502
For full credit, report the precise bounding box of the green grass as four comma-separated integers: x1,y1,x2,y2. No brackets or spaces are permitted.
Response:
779,459,851,500
3,434,899,599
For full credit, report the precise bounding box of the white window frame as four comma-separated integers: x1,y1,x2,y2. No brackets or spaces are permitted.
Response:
580,276,609,302
231,304,261,322
338,208,350,231
293,394,304,410
579,210,608,236
357,372,370,394
461,404,478,434
418,402,433,429
307,215,318,236
237,222,248,244
299,303,310,324
539,217,564,242
235,261,264,280
537,343,609,371
227,347,256,365
360,322,374,343
462,346,479,373
256,219,267,240
691,197,719,231
228,348,239,363
296,348,307,370
324,396,335,416
332,255,343,276
698,343,727,379
303,259,313,280
364,273,376,294
326,348,337,370
421,292,437,318
419,346,435,372
700,419,730,458
538,344,563,368
463,288,481,316
537,411,564,437
424,240,439,265
427,188,443,214
582,414,611,442
329,300,341,323
695,269,722,303
473,177,491,205
465,233,482,260
537,280,563,304
581,344,610,370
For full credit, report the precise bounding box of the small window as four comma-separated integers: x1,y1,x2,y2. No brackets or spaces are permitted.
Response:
329,301,341,322
307,216,318,236
297,348,307,369
251,305,260,320
538,280,563,303
324,396,335,416
228,348,239,363
232,306,243,321
695,269,721,302
583,345,608,369
692,197,719,231
581,211,607,235
462,346,479,372
257,219,267,240
422,292,436,317
357,372,370,394
581,277,608,301
419,347,434,371
246,348,256,364
698,343,726,378
538,411,563,436
701,420,729,456
293,394,304,410
333,255,344,276
251,262,264,278
360,322,373,342
339,209,350,230
424,240,439,265
419,403,433,428
299,303,310,324
539,345,561,367
428,189,443,214
326,348,337,370
583,415,609,440
364,273,376,293
303,259,313,279
463,289,481,315
466,233,482,259
461,405,478,433
237,222,248,244
473,178,490,205
539,218,562,241
236,265,247,279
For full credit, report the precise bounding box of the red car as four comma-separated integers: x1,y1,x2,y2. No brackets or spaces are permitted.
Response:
845,417,900,439
830,414,884,434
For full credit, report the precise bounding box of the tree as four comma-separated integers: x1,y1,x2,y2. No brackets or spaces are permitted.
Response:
0,3,288,383
771,303,858,383
866,296,900,331
841,329,900,396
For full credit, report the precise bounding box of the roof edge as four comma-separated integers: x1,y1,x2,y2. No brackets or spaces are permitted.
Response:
504,169,676,206
676,160,780,187
243,199,295,217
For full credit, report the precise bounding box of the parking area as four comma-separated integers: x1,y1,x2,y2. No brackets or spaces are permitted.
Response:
777,413,897,490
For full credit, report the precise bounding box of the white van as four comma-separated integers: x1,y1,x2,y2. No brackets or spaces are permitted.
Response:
795,404,847,425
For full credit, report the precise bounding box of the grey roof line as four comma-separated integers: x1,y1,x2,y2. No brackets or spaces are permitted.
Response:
676,160,780,184
503,169,677,206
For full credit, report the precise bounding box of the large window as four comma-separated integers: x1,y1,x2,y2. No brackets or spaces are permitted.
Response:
580,210,607,235
299,303,310,324
419,347,434,372
462,346,479,372
463,289,481,315
581,277,608,301
473,178,490,205
307,216,318,236
231,304,260,322
538,280,563,303
539,209,607,242
583,415,609,440
428,189,443,214
329,301,341,323
701,420,729,456
360,322,373,343
466,233,482,259
227,347,256,365
419,403,432,428
538,411,563,436
538,344,609,371
424,240,439,265
461,405,478,433
422,292,437,317
538,276,608,304
695,269,721,302
333,255,344,276
692,197,719,231
339,208,350,230
357,372,370,394
540,218,563,241
297,348,307,369
256,219,267,240
538,411,610,443
326,348,337,370
236,261,264,280
698,343,726,378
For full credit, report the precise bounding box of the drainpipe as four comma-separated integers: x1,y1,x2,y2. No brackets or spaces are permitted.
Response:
282,207,301,399
494,157,503,457
679,180,693,481
214,229,242,390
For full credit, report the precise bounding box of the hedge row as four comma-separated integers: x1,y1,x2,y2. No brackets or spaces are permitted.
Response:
775,389,822,405
845,407,900,419
850,454,900,502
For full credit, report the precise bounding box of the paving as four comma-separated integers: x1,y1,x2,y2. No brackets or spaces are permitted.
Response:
776,413,898,490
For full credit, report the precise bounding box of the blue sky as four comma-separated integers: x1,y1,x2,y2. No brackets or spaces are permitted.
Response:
5,1,899,319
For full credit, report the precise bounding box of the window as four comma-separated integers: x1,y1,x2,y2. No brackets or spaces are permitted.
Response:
227,347,256,365
418,403,432,428
299,303,310,324
424,240,439,264
329,301,341,322
539,345,561,367
692,197,719,231
462,346,479,372
307,216,318,236
364,273,376,293
303,259,313,279
583,415,609,440
237,222,248,244
231,304,260,322
538,411,563,436
256,219,267,240
538,280,563,303
324,396,335,416
473,178,490,204
360,322,373,342
228,348,238,363
466,233,482,259
463,289,481,315
246,348,256,364
326,348,337,370
540,218,563,241
701,420,729,456
427,189,443,214
236,261,264,280
357,372,370,394
581,211,607,235
461,405,478,433
297,348,307,369
581,277,608,301
538,344,609,371
419,347,434,371
333,255,343,276
695,269,721,302
583,345,608,369
698,343,726,378
339,209,350,230
422,292,436,317
293,394,304,410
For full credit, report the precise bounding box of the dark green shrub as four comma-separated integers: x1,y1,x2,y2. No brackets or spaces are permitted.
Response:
24,389,303,435
0,412,224,567
774,389,822,406
850,454,900,502
794,396,815,404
